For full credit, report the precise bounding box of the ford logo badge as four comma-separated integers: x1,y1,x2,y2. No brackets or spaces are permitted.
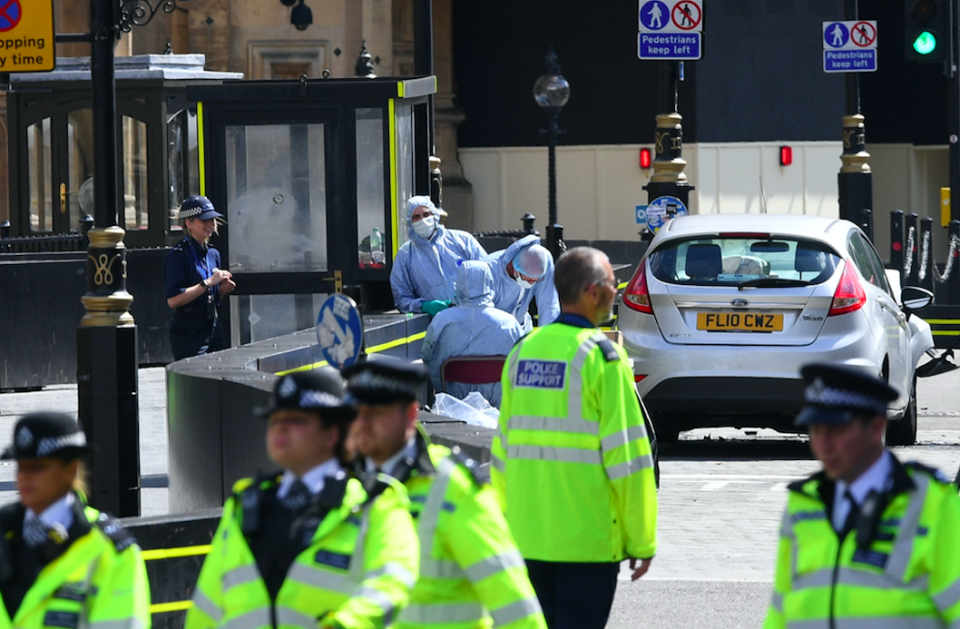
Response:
730,298,749,307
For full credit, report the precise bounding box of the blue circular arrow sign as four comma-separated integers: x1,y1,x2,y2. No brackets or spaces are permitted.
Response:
316,294,363,369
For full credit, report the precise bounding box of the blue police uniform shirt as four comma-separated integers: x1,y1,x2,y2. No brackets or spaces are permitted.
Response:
165,236,222,302
164,236,225,360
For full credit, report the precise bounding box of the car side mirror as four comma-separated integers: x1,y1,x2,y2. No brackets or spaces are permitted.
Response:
900,286,934,314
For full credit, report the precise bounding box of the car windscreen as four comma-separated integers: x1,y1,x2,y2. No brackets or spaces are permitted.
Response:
647,236,842,287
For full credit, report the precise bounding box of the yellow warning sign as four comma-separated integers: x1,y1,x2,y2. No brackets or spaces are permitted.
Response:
0,0,55,73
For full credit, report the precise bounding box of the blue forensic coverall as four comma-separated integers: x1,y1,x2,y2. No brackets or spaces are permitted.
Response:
165,236,226,360
486,235,560,331
421,261,525,407
390,202,487,314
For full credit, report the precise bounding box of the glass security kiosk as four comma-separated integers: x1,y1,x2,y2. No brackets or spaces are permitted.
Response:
188,76,437,346
6,55,241,248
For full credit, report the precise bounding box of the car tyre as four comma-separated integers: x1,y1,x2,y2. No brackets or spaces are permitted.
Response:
887,375,918,447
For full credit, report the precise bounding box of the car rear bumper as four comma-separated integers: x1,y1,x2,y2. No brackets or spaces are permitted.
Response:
642,376,806,416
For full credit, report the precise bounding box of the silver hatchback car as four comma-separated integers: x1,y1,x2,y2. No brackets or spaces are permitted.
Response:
616,214,934,445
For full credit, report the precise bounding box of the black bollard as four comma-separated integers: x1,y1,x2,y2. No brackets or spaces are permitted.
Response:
904,213,919,286
522,213,539,236
948,220,960,305
919,217,934,292
890,210,904,282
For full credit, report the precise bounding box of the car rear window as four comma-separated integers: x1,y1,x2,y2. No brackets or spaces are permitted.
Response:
647,236,842,286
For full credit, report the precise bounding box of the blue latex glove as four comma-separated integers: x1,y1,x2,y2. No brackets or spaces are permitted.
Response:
421,300,452,317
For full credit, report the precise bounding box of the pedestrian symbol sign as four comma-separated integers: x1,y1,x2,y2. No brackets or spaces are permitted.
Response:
672,1,701,30
638,0,703,33
0,0,54,73
822,20,877,50
822,20,877,74
824,22,849,48
639,0,669,30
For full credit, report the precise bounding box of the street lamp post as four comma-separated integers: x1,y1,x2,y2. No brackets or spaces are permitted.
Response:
75,0,189,517
533,47,570,261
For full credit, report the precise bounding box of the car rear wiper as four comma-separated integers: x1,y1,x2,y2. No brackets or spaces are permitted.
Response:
737,278,812,291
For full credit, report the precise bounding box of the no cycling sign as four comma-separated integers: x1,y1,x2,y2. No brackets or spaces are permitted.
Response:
0,0,55,73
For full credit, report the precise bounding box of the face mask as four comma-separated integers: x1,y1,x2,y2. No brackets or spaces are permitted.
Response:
412,214,437,239
515,274,536,290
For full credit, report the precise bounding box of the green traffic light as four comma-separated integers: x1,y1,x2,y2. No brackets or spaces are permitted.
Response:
913,31,938,55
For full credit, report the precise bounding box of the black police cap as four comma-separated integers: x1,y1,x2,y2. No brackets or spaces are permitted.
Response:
178,195,223,222
794,363,899,426
342,355,428,406
2,412,93,461
257,368,356,422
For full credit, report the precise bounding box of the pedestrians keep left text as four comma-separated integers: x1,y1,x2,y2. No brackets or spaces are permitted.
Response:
0,0,55,73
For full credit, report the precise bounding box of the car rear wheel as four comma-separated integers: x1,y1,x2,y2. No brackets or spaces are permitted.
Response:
887,375,918,446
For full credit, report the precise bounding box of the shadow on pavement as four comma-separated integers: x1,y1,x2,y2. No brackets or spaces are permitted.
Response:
660,436,814,462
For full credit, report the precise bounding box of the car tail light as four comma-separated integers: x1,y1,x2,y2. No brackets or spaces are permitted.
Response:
635,374,647,383
623,259,653,314
828,261,867,316
719,233,771,239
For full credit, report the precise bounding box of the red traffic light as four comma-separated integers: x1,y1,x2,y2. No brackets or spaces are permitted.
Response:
639,148,652,170
779,145,793,167
911,0,939,21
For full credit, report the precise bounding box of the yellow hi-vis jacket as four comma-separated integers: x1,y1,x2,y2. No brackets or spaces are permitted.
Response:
390,435,546,629
492,315,658,563
185,472,418,629
764,456,960,629
0,498,151,629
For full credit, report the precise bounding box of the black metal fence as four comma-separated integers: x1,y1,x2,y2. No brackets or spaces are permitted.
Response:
0,215,94,253
888,210,960,305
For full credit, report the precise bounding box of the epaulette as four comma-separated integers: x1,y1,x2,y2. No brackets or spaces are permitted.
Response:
449,447,483,486
786,469,829,495
95,513,137,552
595,336,621,363
904,461,952,484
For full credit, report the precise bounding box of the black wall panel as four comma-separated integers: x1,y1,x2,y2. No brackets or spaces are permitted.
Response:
452,0,697,147
694,0,845,141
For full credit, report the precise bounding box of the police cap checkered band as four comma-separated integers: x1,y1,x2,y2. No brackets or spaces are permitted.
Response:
257,369,356,420
178,195,222,221
348,370,419,398
2,412,93,460
803,380,888,416
341,355,428,405
795,363,898,426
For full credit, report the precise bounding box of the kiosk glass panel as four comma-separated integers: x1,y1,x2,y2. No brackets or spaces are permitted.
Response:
122,116,149,230
356,108,385,268
68,110,95,232
225,123,329,273
395,105,414,247
27,118,53,233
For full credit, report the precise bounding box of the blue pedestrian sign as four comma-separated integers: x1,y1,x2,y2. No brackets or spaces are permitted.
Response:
822,20,877,73
635,205,648,225
316,294,363,369
823,22,849,48
639,0,670,30
646,196,688,233
638,32,701,60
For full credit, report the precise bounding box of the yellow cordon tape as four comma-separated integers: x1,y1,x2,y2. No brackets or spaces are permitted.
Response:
141,545,212,561
142,545,212,614
150,601,193,614
275,331,427,376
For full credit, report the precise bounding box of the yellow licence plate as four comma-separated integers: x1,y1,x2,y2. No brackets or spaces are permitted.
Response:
697,312,784,332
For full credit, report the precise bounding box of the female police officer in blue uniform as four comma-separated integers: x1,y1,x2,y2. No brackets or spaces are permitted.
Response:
165,196,236,360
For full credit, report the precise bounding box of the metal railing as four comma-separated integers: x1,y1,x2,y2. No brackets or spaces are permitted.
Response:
0,215,94,253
